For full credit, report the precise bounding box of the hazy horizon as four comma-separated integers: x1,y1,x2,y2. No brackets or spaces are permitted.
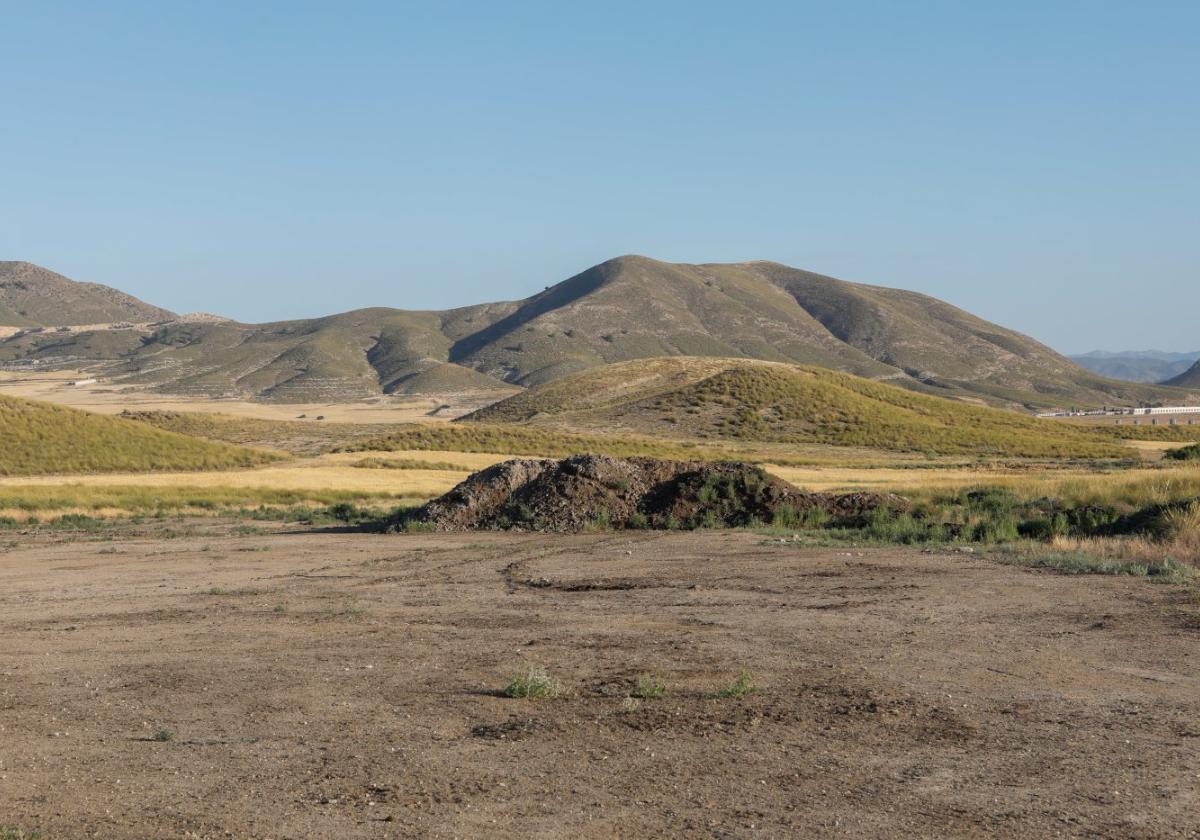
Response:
3,2,1196,352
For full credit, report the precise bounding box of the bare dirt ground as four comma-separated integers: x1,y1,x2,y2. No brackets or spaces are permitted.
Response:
2,525,1199,838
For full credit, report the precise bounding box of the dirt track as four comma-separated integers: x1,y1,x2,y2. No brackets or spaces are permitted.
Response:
2,526,1199,838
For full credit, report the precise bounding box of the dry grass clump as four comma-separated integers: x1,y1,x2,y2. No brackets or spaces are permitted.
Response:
1157,501,1200,556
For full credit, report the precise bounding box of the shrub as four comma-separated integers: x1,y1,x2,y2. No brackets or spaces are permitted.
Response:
1019,512,1070,541
1165,443,1200,461
717,670,760,698
504,666,562,699
328,502,364,523
771,505,830,530
972,516,1020,544
626,511,650,529
586,511,612,531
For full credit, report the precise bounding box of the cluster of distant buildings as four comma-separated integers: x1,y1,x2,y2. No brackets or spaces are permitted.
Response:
1038,405,1200,424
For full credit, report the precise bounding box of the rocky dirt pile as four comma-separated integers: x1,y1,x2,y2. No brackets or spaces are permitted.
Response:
401,454,909,532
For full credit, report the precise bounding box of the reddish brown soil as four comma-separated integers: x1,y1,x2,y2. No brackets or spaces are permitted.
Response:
2,523,1199,838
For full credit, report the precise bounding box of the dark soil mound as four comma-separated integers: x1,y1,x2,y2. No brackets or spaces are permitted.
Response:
401,454,909,532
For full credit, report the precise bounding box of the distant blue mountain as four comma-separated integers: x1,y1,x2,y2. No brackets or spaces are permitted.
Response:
1069,350,1200,384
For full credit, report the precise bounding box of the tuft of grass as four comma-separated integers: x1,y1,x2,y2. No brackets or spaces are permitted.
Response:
206,586,262,596
151,729,176,742
630,674,667,700
504,665,563,699
1156,501,1200,554
716,670,760,698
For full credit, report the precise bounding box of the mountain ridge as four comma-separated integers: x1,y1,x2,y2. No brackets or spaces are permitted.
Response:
1068,350,1200,384
0,261,175,327
0,255,1192,409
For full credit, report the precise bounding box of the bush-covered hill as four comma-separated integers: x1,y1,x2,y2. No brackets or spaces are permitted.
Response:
0,395,280,475
464,358,1130,459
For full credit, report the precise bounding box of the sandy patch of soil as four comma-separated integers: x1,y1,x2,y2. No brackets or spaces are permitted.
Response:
1,526,1198,837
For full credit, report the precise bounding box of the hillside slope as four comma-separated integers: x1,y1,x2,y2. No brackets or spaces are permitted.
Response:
1165,360,1200,389
464,357,1128,458
0,394,279,475
1,257,1187,408
449,256,1185,408
0,262,175,327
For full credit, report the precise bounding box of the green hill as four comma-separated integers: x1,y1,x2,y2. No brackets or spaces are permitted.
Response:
464,358,1130,458
0,395,280,475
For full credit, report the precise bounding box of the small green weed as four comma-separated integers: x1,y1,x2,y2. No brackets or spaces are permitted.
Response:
630,674,667,699
716,670,760,698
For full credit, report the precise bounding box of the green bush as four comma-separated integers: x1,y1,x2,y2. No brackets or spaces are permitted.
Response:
1165,443,1200,461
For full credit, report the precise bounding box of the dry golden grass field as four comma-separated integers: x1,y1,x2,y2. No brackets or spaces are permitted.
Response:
0,369,505,422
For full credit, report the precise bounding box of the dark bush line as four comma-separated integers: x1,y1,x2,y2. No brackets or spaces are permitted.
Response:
1165,443,1200,462
384,486,1200,546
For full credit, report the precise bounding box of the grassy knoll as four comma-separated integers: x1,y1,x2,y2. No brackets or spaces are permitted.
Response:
465,358,1131,458
0,395,280,476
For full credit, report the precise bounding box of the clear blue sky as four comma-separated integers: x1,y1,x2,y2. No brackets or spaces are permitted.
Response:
2,1,1196,352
